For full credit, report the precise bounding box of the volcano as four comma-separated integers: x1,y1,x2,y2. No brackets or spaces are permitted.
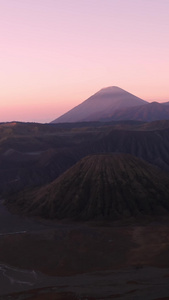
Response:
51,86,148,123
7,153,169,221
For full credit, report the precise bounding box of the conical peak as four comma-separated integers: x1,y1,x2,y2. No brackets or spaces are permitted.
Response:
9,153,169,221
51,86,147,123
97,86,126,94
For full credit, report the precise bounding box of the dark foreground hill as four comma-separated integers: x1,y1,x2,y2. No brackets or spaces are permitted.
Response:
2,120,169,195
6,154,169,220
52,86,147,123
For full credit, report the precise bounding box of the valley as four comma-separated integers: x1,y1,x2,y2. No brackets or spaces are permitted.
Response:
1,120,169,197
1,117,169,299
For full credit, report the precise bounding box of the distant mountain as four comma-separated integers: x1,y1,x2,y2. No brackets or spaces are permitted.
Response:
7,154,169,220
104,102,169,122
51,86,148,123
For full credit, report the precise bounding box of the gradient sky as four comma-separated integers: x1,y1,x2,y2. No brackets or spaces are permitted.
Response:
1,0,169,123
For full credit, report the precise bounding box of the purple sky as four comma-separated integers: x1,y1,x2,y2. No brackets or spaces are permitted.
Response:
1,0,169,122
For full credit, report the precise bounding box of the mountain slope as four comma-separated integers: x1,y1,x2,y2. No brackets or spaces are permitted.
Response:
2,121,169,195
52,87,148,123
7,154,169,220
104,102,169,122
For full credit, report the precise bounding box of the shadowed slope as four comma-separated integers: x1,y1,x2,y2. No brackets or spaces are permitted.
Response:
7,154,169,220
52,87,147,123
106,102,169,122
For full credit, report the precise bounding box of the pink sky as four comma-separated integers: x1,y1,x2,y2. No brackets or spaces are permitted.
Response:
1,0,169,123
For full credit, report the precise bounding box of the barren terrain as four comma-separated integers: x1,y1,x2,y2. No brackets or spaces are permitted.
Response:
1,121,169,299
1,201,169,299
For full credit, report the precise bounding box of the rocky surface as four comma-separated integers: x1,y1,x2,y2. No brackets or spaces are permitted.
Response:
6,154,169,220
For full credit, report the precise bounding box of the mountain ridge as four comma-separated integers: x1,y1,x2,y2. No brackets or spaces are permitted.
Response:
2,120,169,196
52,86,148,123
102,101,169,122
